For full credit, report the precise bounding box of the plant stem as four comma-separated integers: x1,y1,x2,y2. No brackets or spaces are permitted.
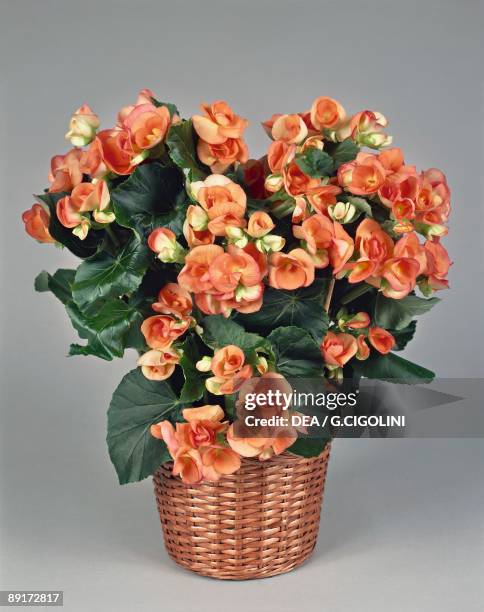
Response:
339,283,373,305
324,277,336,313
105,225,120,249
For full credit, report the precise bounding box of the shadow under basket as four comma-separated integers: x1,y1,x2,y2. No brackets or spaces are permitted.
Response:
153,444,331,580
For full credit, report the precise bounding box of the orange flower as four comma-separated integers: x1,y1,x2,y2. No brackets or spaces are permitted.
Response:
48,149,83,193
147,227,184,262
96,129,138,175
137,347,180,381
172,447,204,484
226,424,296,461
283,161,321,196
381,257,420,298
247,211,275,238
356,335,370,360
267,140,296,173
268,248,315,290
182,405,225,422
338,153,386,196
123,103,171,151
209,248,262,293
178,244,224,293
330,222,354,274
197,137,248,173
394,232,428,275
293,214,333,256
424,240,452,290
368,327,396,354
271,114,308,144
321,331,357,367
378,147,405,174
346,312,371,329
191,174,247,236
192,100,248,144
310,96,346,130
307,184,342,216
152,283,193,317
141,315,190,350
201,446,241,481
353,218,394,276
206,345,253,395
415,168,451,226
22,204,55,244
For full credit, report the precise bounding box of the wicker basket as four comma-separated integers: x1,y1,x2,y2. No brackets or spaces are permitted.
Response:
153,444,331,580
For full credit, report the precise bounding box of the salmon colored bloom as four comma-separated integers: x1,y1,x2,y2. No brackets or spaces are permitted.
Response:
137,347,180,381
48,149,83,192
346,312,371,329
349,110,392,148
310,96,346,130
307,184,342,215
368,327,396,354
262,113,282,137
353,218,394,277
247,211,275,238
283,161,321,196
271,114,308,144
293,214,333,256
22,204,55,244
356,335,370,360
378,147,405,174
182,405,225,423
178,244,224,293
193,100,248,144
65,103,100,147
226,424,296,461
197,137,249,173
96,129,138,175
191,174,247,236
267,140,296,173
415,168,451,226
268,248,315,290
331,222,355,274
424,240,452,290
321,331,357,368
338,153,386,195
152,283,193,317
141,315,190,350
201,446,242,481
172,447,204,484
206,345,253,395
123,103,171,151
381,257,420,298
393,232,428,275
209,248,262,293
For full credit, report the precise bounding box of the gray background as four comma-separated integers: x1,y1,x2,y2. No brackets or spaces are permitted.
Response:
1,0,483,610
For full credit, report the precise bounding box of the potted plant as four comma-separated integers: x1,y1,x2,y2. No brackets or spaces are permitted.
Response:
22,91,451,580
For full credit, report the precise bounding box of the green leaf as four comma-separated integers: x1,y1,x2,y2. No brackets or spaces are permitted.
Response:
111,163,186,238
352,352,435,383
332,139,359,168
107,369,180,484
289,437,330,458
178,335,205,404
151,97,179,119
391,321,417,351
66,299,143,360
72,236,149,316
267,326,324,377
34,269,75,304
295,149,334,178
166,120,208,181
201,315,267,355
236,279,330,343
35,192,102,258
374,294,440,330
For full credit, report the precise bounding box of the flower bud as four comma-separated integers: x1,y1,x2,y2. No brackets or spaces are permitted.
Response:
299,136,324,152
346,312,371,329
264,174,284,193
256,356,269,374
65,104,100,147
328,201,357,224
147,227,186,263
225,226,248,248
247,211,274,238
414,222,448,239
186,205,208,231
255,234,285,253
196,356,213,372
72,217,91,240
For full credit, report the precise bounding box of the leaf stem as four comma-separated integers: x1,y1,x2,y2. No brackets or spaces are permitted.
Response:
340,283,373,305
324,277,336,313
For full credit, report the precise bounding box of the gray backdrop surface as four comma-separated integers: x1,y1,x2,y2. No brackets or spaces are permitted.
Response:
0,1,483,611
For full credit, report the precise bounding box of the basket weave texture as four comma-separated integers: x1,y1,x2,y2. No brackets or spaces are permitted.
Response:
153,444,331,580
